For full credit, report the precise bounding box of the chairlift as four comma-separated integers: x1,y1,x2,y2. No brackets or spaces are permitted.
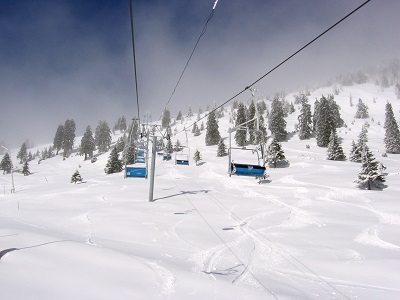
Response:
125,120,149,179
227,95,267,181
175,127,190,166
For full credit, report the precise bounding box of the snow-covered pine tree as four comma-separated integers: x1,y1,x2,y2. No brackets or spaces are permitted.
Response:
327,94,344,128
327,130,346,161
235,103,247,146
205,110,221,146
358,123,368,146
247,101,256,144
355,98,369,119
162,109,171,128
395,83,400,99
269,96,287,142
174,140,181,152
297,96,312,140
200,122,204,131
0,153,12,174
349,140,362,162
384,102,400,153
315,96,334,147
266,136,288,168
114,136,126,153
187,107,193,117
254,114,267,144
17,142,28,164
193,149,201,166
120,116,127,132
256,100,267,115
22,161,31,176
313,99,320,132
192,122,198,133
165,136,173,154
95,121,112,153
355,145,386,190
53,124,64,155
176,111,183,121
217,139,227,157
63,119,76,157
194,125,201,136
123,143,135,164
71,170,83,183
289,102,295,114
105,147,123,174
80,126,95,160
27,151,33,162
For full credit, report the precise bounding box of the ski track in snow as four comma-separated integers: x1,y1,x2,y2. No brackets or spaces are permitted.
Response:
146,261,176,296
355,226,400,250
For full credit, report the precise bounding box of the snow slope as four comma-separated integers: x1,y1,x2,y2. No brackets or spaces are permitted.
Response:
1,83,400,299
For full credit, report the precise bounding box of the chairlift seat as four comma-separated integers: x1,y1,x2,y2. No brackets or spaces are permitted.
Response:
231,162,265,177
126,165,147,178
176,159,189,165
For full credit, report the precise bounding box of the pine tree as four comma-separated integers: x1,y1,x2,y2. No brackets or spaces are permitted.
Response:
256,100,267,115
289,102,295,114
235,103,247,146
192,122,198,133
327,130,346,161
71,170,83,183
247,101,256,144
313,99,320,132
63,119,76,157
200,122,205,131
349,140,362,162
95,121,112,153
187,107,193,117
17,142,28,164
384,102,400,153
1,153,12,174
315,96,334,147
162,109,171,128
395,83,400,99
254,114,267,145
165,137,173,154
176,111,183,121
205,111,221,146
327,94,344,128
114,136,126,153
266,137,287,168
269,97,287,142
297,96,312,140
105,147,123,174
27,151,33,162
53,124,64,155
22,161,31,176
174,140,181,152
194,125,201,136
193,149,201,166
80,126,95,160
355,145,385,190
123,143,136,164
217,139,227,157
355,99,369,119
120,116,127,132
358,123,368,146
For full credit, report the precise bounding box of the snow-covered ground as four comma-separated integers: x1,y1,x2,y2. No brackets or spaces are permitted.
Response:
1,83,400,299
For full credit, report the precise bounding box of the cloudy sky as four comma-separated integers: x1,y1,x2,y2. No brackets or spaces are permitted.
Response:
0,0,399,147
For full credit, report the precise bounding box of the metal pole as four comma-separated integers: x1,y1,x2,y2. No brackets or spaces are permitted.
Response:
228,130,232,176
149,135,157,202
11,170,15,193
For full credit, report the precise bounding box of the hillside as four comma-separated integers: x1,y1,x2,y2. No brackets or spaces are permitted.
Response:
1,82,400,299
